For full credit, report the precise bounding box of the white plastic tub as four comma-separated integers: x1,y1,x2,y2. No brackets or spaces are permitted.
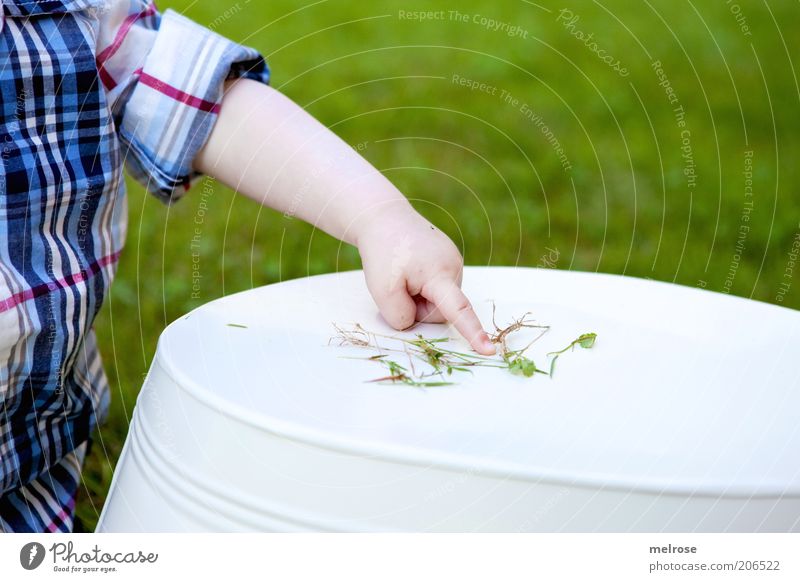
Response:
96,267,800,532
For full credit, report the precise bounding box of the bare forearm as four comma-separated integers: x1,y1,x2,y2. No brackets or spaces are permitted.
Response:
193,78,415,246
193,77,494,354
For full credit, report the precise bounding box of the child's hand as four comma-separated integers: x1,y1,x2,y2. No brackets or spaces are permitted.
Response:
355,205,496,356
195,81,494,356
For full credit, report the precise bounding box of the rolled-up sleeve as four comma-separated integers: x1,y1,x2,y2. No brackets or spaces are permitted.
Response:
96,1,270,204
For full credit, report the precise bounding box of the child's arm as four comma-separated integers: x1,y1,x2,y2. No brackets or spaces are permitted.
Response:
193,78,496,355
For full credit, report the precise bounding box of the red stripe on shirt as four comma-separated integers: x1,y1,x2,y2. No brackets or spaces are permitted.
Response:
98,66,118,90
96,2,157,90
46,497,76,533
137,71,220,113
0,251,121,314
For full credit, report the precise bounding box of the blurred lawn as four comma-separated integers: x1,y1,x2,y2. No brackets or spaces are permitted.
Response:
76,0,800,529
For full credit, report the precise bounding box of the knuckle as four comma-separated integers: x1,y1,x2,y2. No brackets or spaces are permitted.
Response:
453,300,472,317
389,309,414,330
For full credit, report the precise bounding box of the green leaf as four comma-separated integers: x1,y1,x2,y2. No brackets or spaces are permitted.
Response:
546,332,598,377
521,359,536,377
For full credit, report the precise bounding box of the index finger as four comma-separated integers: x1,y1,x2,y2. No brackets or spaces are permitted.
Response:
422,277,496,355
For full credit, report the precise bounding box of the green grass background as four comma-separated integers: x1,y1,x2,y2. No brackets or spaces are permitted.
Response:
76,0,800,529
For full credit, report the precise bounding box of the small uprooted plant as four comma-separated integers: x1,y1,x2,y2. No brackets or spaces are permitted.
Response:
329,303,597,387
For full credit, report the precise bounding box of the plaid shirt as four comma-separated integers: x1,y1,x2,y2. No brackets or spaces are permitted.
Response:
0,0,269,531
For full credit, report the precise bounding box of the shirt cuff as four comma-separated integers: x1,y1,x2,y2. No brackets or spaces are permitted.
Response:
117,8,270,204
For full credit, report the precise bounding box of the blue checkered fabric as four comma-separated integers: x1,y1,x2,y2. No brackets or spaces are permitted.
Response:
0,0,269,531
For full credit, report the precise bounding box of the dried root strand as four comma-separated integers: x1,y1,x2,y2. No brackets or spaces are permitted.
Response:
488,301,550,359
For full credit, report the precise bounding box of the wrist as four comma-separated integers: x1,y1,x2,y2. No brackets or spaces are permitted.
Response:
351,197,421,248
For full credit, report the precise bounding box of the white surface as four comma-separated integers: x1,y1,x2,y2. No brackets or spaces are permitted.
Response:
97,267,800,532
